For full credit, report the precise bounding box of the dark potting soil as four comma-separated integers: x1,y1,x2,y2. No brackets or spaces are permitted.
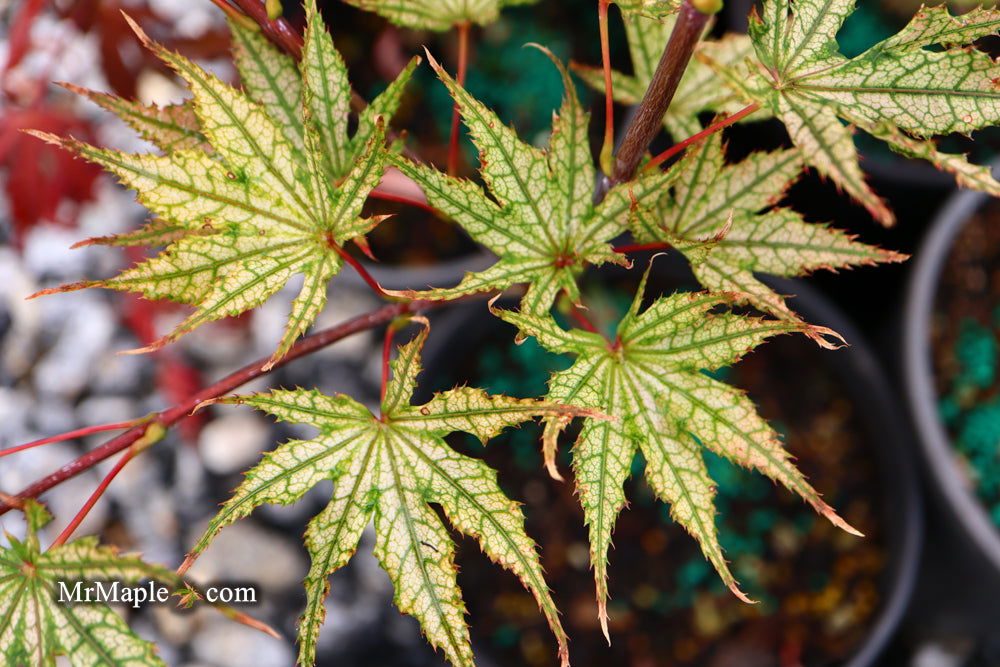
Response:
429,300,887,666
932,200,1000,526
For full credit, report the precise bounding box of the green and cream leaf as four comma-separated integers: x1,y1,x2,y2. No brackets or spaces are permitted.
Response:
389,48,677,315
495,277,859,640
612,0,684,19
0,501,176,666
59,82,209,154
630,133,905,343
32,8,417,367
183,324,598,667
341,0,538,30
705,0,1000,224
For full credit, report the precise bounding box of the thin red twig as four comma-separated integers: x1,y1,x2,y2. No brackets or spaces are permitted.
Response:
612,241,674,254
644,103,759,172
0,419,145,459
50,448,135,548
380,325,393,405
0,298,476,517
447,21,471,176
369,189,439,215
598,0,615,176
567,302,600,335
331,242,390,298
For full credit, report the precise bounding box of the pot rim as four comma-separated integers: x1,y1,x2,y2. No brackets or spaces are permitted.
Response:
902,177,1000,571
765,277,922,667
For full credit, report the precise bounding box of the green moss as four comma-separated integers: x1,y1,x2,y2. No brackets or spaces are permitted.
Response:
956,318,997,389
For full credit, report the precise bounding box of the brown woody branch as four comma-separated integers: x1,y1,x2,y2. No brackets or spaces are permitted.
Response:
607,0,712,188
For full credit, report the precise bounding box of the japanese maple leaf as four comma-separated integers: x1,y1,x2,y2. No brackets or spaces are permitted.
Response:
29,4,417,368
341,0,539,30
58,83,210,155
574,12,759,140
181,322,601,666
0,501,175,666
629,131,906,346
494,271,859,640
389,48,675,315
705,1,1000,225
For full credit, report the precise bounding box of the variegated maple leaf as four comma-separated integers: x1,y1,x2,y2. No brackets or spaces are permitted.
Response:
0,501,174,666
29,4,417,367
182,322,600,666
58,83,210,154
341,0,538,31
629,131,906,346
574,12,760,140
389,48,678,315
494,270,859,640
705,1,1000,225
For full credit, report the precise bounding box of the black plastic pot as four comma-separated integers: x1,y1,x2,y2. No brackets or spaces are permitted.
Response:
767,277,922,667
419,266,921,666
903,175,1000,574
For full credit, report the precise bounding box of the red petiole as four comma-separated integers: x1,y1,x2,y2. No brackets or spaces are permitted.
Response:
0,418,147,459
612,241,674,254
644,103,759,172
369,189,439,215
380,324,394,405
447,21,472,176
331,242,392,299
50,448,135,548
598,0,615,176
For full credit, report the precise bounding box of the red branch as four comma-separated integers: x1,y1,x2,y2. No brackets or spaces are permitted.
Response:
206,0,254,25
447,21,472,176
609,0,710,185
0,299,463,516
644,103,759,172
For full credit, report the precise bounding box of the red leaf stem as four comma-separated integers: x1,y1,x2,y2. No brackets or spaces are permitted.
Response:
447,21,472,176
644,103,759,172
598,0,615,175
50,447,135,548
0,419,147,459
612,241,674,254
381,324,394,405
331,242,391,298
369,189,439,215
